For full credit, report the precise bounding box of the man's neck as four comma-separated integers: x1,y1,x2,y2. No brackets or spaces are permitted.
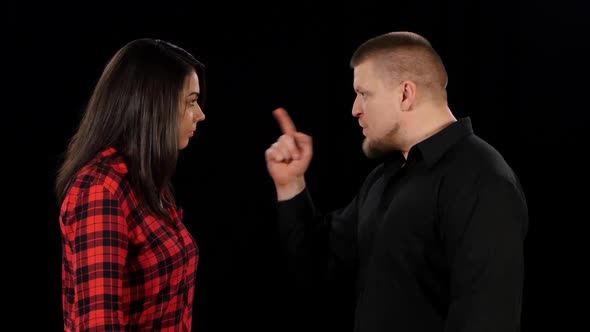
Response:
401,105,456,158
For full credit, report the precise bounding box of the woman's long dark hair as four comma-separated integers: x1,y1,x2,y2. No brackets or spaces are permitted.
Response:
55,38,206,220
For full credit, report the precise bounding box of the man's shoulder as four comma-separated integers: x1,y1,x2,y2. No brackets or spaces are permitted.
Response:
440,134,521,188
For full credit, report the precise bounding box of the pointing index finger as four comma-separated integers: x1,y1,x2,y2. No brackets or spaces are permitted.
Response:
272,107,297,134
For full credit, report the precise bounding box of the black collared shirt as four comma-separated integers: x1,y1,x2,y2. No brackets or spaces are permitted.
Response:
277,117,529,332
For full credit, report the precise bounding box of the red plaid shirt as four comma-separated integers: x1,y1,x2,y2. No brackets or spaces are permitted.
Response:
59,148,199,331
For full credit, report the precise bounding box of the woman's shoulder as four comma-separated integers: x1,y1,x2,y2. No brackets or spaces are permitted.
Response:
71,148,131,197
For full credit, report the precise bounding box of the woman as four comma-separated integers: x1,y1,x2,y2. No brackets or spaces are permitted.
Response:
55,38,206,331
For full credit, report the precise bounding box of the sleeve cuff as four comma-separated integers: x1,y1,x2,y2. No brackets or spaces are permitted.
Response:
276,188,315,226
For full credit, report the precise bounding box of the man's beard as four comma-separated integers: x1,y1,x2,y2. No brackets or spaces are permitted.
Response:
362,123,400,159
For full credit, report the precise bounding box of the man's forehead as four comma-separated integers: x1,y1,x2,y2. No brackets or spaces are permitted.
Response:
353,62,372,84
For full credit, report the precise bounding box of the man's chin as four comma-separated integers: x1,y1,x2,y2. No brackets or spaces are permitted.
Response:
362,139,390,159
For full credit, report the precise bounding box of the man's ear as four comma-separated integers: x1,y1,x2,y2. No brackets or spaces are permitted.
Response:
400,80,417,112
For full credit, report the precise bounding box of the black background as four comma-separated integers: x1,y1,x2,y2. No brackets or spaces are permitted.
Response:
5,1,589,331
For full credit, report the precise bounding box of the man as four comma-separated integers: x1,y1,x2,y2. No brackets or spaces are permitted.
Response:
265,31,528,331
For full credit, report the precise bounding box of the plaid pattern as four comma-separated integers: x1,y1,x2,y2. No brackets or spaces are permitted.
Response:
59,147,199,331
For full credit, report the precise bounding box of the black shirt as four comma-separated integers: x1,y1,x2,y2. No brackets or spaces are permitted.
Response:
277,117,529,332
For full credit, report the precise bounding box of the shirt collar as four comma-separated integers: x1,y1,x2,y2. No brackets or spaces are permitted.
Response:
96,147,129,174
411,117,474,168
